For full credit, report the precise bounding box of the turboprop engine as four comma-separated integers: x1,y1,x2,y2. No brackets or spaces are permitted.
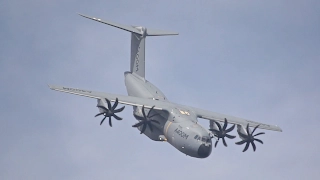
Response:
132,105,167,141
235,124,265,152
95,98,125,127
236,124,249,140
209,118,236,147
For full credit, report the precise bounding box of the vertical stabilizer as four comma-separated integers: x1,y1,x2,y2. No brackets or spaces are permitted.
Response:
130,27,146,78
79,14,178,79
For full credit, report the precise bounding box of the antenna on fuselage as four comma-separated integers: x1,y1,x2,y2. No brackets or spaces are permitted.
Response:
79,14,178,80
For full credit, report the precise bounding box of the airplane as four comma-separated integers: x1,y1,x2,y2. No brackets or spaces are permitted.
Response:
49,14,282,158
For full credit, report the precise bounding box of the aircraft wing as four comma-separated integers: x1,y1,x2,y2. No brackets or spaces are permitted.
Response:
191,107,282,132
48,84,170,111
49,84,282,132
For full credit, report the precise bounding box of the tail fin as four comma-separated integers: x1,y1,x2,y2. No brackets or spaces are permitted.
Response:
79,14,178,79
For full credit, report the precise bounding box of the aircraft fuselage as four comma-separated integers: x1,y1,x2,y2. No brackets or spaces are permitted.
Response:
124,72,212,158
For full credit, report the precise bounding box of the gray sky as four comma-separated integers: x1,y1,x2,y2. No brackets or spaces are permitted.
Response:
1,0,320,179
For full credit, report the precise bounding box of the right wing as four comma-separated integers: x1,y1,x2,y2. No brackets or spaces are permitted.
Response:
191,106,282,132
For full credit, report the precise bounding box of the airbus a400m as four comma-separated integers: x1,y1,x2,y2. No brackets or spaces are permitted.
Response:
49,14,282,158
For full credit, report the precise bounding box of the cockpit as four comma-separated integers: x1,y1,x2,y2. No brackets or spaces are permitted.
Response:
194,135,211,144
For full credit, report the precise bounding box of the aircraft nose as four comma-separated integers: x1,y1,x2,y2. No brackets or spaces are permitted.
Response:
197,144,212,158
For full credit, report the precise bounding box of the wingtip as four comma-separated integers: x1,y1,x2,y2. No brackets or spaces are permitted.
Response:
275,125,283,132
78,13,90,19
47,84,57,90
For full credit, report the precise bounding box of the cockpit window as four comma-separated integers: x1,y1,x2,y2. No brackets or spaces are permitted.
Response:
194,135,198,139
201,136,210,143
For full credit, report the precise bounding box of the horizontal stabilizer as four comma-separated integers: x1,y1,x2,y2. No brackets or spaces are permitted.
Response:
79,13,178,36
146,28,178,36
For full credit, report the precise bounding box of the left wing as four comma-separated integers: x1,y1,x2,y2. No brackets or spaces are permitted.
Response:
48,84,171,111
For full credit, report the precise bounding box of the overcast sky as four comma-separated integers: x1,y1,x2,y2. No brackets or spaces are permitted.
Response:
1,0,320,179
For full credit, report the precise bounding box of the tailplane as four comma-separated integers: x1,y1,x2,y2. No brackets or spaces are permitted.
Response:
79,14,178,79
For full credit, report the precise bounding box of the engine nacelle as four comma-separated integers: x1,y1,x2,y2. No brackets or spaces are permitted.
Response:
132,106,144,119
209,120,221,136
97,99,107,112
237,124,250,140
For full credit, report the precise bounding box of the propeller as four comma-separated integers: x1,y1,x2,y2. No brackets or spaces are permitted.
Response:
209,118,236,147
95,98,125,127
235,124,265,152
132,105,160,134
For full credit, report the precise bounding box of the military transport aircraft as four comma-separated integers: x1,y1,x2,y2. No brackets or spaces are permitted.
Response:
49,14,282,158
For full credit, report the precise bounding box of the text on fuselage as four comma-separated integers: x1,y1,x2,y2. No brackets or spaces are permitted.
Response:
135,46,140,72
174,128,189,139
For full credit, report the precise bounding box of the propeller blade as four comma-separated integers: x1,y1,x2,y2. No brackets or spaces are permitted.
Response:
133,114,145,121
148,123,154,132
112,98,119,110
147,106,155,117
246,124,250,135
140,124,147,134
105,98,112,110
95,112,105,117
225,124,235,133
142,105,147,119
254,138,263,144
223,118,228,130
251,141,256,151
100,116,107,125
243,142,250,152
235,140,247,145
149,113,161,119
225,134,236,139
113,114,123,121
114,106,125,113
251,125,260,136
109,116,112,127
215,122,222,131
253,132,265,137
150,120,160,125
132,121,144,128
215,140,219,147
222,138,227,147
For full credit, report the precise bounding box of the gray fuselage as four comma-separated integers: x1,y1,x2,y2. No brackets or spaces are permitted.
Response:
124,72,212,158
